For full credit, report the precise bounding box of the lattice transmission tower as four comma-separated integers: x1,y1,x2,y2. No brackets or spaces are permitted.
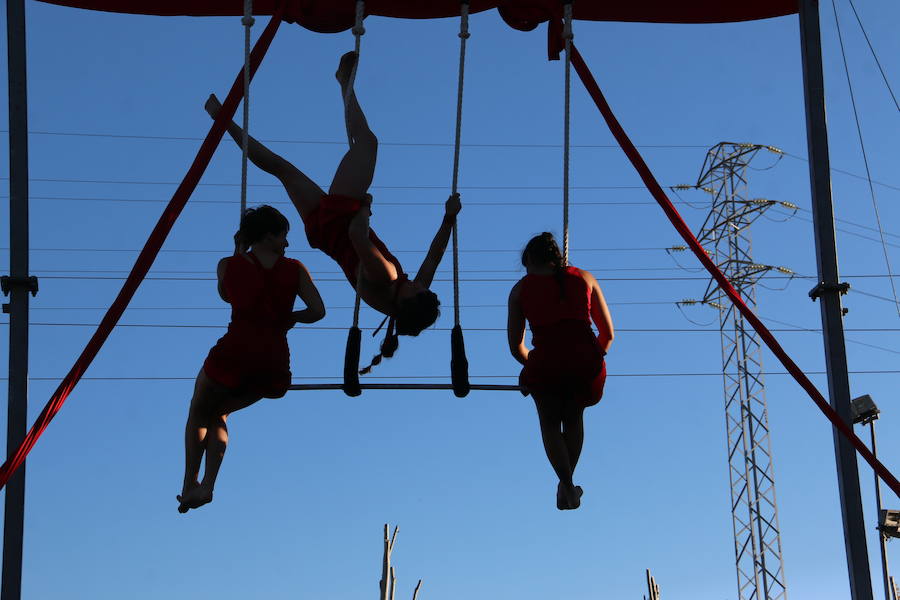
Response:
674,142,795,600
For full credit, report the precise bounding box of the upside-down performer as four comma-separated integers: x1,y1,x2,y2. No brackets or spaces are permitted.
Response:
205,51,461,371
507,233,615,510
177,206,325,513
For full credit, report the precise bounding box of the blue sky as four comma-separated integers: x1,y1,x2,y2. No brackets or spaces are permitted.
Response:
2,2,900,598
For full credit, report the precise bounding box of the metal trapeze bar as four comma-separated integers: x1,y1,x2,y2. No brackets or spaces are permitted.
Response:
288,383,521,392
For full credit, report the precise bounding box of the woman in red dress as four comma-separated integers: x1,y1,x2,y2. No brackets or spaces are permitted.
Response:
204,52,461,368
177,206,325,513
507,233,615,510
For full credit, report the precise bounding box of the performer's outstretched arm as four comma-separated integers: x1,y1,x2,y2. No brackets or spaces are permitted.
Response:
414,193,461,288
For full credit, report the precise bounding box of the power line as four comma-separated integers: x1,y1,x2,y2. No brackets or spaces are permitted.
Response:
0,246,670,255
0,176,649,191
0,194,694,207
21,300,678,310
20,266,709,276
780,151,900,192
2,129,897,191
846,0,900,112
0,129,713,149
17,273,897,283
3,321,900,333
5,370,899,382
762,314,900,356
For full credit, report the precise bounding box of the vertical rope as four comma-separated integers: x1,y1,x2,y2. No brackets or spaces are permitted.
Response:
449,2,471,398
451,2,469,327
347,0,365,328
342,2,366,396
240,0,254,219
562,2,573,266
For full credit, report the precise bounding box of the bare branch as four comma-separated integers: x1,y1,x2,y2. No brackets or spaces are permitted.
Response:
412,579,423,600
389,525,399,552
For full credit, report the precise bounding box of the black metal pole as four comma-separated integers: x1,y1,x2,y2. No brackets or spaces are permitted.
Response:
2,1,30,599
871,423,892,600
798,2,873,599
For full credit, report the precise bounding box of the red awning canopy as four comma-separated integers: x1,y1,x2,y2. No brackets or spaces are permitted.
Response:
37,1,798,33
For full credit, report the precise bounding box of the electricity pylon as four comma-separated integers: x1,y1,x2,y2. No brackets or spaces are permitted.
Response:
675,142,793,600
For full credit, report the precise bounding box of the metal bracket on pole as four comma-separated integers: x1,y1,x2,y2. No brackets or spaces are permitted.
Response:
1,275,38,296
808,280,849,301
1,276,38,314
0,275,38,315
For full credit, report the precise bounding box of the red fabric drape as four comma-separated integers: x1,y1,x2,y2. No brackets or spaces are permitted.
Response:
566,43,900,499
0,2,288,490
37,1,798,33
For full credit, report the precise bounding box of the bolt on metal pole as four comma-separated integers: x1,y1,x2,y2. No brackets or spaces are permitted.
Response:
870,423,893,600
3,1,30,599
798,2,873,599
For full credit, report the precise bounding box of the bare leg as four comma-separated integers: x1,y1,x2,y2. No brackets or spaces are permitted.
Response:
194,413,228,503
329,52,378,199
562,400,586,474
189,391,264,506
204,94,324,219
178,372,263,513
178,370,220,513
534,392,581,510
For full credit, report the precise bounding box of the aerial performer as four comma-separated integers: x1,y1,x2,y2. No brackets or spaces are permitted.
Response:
205,51,462,370
507,233,615,510
177,206,326,513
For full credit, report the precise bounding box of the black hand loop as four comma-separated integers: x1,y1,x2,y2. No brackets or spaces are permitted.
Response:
342,326,362,397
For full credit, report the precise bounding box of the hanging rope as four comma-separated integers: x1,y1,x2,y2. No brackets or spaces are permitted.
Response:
561,1,573,266
450,1,471,397
239,0,254,219
342,0,366,397
0,2,289,491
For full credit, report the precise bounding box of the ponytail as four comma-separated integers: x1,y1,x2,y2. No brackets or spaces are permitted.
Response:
522,232,566,299
359,317,400,375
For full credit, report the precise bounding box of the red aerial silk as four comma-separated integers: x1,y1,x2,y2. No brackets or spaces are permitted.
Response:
0,3,288,490
38,0,798,33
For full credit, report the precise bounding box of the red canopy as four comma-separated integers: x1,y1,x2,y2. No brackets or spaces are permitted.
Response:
38,0,798,33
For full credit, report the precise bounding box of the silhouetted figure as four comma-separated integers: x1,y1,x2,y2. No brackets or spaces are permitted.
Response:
205,51,460,371
178,206,325,513
507,233,615,510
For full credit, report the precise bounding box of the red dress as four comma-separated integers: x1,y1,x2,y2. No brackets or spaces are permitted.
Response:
518,266,607,407
303,194,404,286
202,253,301,398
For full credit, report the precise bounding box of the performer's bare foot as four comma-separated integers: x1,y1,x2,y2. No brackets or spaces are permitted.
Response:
335,51,358,90
557,482,582,510
204,93,222,119
176,483,213,513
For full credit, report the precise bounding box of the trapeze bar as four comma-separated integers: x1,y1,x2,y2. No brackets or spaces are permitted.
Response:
288,383,521,392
